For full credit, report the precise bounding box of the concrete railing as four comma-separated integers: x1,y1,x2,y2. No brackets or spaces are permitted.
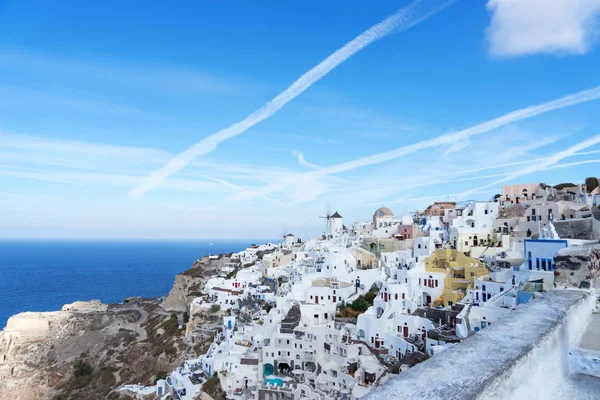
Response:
365,289,595,400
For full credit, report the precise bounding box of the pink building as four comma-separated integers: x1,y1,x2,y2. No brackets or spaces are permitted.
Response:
397,224,415,239
502,183,540,204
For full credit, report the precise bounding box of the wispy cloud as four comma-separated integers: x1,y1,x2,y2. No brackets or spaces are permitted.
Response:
130,0,457,198
0,130,169,162
197,174,283,205
289,134,342,145
0,49,240,96
456,134,600,199
240,85,600,201
292,150,320,169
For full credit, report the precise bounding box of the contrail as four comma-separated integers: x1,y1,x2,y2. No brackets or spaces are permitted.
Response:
305,86,600,178
197,174,282,205
292,150,320,169
456,134,600,199
131,0,457,197
242,84,600,200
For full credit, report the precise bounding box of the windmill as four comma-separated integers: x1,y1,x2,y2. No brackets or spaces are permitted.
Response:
319,203,332,233
280,229,288,245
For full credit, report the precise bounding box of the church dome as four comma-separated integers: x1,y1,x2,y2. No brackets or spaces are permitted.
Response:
374,207,394,218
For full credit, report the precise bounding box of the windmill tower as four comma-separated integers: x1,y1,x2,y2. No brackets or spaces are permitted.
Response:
281,229,295,248
330,211,343,237
319,203,333,237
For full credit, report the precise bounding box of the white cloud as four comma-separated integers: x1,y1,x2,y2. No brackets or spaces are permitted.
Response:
486,0,600,57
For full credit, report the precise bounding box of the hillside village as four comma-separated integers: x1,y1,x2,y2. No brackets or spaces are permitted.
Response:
1,180,598,400
113,179,600,400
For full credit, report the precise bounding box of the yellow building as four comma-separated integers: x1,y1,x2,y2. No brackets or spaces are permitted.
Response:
424,249,488,307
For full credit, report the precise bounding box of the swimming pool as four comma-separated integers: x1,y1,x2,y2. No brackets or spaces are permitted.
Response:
265,377,284,386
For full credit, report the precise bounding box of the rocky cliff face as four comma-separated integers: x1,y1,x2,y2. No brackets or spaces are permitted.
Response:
553,218,595,240
0,255,235,399
163,256,236,312
0,300,189,400
554,244,600,288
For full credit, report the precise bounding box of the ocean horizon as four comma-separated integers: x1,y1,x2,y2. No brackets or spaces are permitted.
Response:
0,239,273,329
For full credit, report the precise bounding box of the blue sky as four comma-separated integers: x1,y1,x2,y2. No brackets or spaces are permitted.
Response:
1,0,600,239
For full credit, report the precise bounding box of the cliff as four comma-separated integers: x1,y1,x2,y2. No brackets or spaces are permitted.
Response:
553,218,595,240
554,244,600,289
163,256,238,312
0,299,192,400
0,253,236,400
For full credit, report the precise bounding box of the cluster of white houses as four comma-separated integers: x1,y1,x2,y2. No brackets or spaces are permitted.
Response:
148,182,600,400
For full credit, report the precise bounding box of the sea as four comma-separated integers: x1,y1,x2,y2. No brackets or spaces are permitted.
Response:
0,239,268,329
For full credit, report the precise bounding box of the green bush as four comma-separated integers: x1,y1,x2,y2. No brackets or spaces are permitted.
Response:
73,359,93,378
155,371,168,382
350,297,369,312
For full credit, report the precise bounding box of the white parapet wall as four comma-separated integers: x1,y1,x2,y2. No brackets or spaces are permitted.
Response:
365,289,595,400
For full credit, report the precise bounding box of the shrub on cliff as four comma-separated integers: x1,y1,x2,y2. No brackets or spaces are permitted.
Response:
162,317,179,335
210,304,221,313
73,359,93,378
350,297,369,312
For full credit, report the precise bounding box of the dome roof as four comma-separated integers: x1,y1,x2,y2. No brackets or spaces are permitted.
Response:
374,207,394,217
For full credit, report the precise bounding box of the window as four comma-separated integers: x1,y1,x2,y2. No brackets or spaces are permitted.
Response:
278,339,281,344
287,340,290,344
418,244,422,249
470,272,475,277
435,280,439,287
278,351,281,356
482,285,486,291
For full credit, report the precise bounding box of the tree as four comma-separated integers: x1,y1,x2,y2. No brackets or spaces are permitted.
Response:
553,182,576,190
493,194,502,202
585,177,599,193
